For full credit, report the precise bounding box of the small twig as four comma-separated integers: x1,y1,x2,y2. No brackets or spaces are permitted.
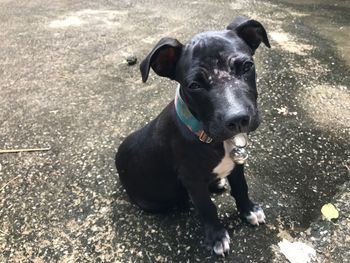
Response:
0,175,21,192
0,147,51,154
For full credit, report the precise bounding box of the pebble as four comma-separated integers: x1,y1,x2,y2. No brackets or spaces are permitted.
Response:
126,56,137,65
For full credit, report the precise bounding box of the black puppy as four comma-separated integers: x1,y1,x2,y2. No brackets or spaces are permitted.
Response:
116,16,270,255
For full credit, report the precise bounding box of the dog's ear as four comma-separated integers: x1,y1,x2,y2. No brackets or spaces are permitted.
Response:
140,37,183,82
227,16,270,53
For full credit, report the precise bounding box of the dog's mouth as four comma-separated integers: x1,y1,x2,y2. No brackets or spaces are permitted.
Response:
205,129,242,143
205,112,260,142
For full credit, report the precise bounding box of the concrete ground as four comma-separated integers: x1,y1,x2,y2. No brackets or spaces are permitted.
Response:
0,0,349,262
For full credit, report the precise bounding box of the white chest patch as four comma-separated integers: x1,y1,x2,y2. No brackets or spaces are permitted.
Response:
212,140,235,178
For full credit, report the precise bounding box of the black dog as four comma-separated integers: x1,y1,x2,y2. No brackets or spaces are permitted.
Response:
116,16,270,255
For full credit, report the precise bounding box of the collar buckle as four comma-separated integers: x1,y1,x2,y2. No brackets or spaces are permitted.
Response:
198,131,213,144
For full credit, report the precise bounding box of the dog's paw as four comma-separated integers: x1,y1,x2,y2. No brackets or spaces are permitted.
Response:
216,178,227,189
205,227,230,256
209,178,227,193
242,204,266,226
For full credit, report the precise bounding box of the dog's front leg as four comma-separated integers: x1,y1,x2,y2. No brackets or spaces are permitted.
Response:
227,164,266,225
184,180,230,256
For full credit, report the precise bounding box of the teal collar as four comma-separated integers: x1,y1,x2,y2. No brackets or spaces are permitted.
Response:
174,85,212,143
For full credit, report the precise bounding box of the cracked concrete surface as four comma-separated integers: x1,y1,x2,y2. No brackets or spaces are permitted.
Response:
0,0,349,262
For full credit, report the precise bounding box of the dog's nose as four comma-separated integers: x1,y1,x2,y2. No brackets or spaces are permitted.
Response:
225,113,250,132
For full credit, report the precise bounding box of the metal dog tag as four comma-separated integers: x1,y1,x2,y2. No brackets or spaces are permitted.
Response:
230,133,249,164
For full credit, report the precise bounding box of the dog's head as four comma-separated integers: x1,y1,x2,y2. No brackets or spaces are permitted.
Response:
140,16,270,142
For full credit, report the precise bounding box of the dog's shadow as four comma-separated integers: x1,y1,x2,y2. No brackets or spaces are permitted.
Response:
111,185,273,262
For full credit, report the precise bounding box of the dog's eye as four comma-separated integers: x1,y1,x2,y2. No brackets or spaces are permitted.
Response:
188,82,201,90
242,61,254,73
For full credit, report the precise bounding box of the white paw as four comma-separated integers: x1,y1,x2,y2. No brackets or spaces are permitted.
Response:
245,207,266,226
213,231,230,256
216,178,227,189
